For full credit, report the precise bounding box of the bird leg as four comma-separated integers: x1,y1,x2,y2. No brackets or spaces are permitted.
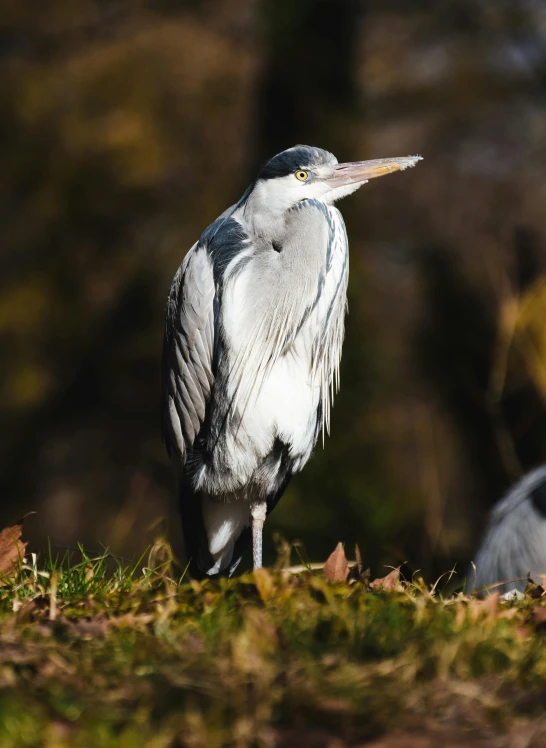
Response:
250,501,267,570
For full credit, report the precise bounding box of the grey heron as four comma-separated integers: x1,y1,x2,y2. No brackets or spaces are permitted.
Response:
162,145,421,578
471,466,546,595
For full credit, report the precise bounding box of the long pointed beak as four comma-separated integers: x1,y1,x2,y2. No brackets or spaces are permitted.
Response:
327,155,422,187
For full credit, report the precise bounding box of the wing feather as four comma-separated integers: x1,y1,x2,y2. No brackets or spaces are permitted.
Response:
162,245,216,461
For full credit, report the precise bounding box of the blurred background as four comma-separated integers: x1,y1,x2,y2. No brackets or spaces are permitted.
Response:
2,0,546,580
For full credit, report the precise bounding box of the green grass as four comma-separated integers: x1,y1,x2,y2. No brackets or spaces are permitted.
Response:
1,543,546,747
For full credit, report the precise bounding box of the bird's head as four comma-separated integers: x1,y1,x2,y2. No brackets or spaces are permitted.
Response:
248,145,422,215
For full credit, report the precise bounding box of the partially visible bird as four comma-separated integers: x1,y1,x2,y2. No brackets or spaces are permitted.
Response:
471,466,546,594
162,145,421,578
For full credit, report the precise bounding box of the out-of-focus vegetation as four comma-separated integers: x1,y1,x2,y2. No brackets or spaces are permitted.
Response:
1,0,546,577
1,543,546,747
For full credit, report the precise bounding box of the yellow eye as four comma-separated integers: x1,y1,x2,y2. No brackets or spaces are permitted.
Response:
295,170,309,182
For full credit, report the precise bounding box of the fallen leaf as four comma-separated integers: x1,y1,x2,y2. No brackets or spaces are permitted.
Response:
254,567,274,602
525,575,546,599
0,517,30,584
370,567,402,593
323,543,349,583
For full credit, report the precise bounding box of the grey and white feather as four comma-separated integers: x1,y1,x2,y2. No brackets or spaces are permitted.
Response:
162,145,422,577
470,466,546,594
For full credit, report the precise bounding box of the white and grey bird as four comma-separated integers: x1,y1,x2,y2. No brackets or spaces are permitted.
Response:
162,145,421,578
471,466,546,595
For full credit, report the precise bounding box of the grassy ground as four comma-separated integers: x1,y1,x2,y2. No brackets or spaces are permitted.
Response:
1,542,546,748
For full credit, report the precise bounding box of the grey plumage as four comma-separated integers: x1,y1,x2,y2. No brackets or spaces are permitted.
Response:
470,466,546,594
162,145,421,577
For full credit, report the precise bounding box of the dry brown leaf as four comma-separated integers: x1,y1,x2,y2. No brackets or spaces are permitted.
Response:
525,576,546,599
323,543,349,583
253,567,274,602
370,567,402,593
0,518,30,584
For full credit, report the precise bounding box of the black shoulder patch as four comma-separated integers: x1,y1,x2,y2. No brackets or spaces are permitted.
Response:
201,217,249,284
530,479,546,518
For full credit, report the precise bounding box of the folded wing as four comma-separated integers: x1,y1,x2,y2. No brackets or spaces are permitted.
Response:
162,245,216,463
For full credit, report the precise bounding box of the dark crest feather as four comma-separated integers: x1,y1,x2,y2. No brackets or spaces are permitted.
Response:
259,145,336,180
